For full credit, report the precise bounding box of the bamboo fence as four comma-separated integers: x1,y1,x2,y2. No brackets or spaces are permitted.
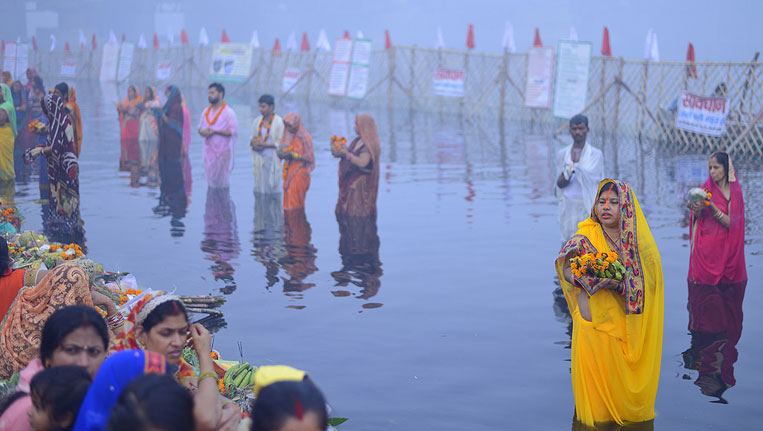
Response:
10,45,763,157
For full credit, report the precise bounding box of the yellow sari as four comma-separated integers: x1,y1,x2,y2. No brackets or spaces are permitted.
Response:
555,179,664,426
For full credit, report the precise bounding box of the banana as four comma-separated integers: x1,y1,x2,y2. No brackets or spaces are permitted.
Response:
233,368,249,387
224,363,242,385
239,369,253,388
249,367,257,386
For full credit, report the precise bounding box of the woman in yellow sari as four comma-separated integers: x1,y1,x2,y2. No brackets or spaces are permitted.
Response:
555,179,664,427
0,83,17,182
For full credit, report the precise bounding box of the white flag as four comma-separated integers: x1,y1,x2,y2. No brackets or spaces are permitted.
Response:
356,31,364,39
435,27,445,50
250,30,260,48
502,21,516,52
316,29,331,52
108,30,117,44
16,36,21,44
79,29,87,49
644,28,659,62
167,28,175,46
138,33,147,49
49,34,56,52
199,27,210,46
568,26,579,41
286,32,297,51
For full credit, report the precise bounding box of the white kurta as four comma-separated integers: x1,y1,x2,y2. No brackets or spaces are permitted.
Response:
251,114,285,194
555,142,604,242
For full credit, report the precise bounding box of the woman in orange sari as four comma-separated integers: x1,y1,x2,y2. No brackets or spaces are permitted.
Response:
332,114,381,217
278,113,314,210
117,86,141,182
66,86,83,157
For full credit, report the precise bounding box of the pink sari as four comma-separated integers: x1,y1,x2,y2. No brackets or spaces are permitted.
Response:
688,154,746,286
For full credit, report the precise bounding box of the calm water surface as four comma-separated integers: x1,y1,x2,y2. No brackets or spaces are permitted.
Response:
13,83,763,430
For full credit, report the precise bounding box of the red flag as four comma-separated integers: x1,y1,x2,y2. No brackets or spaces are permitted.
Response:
121,34,126,42
533,28,543,47
686,42,697,78
65,42,71,54
153,33,160,50
601,26,612,56
221,29,230,43
466,24,475,49
343,30,350,39
181,29,189,45
300,32,310,51
32,36,38,51
91,33,97,50
273,38,282,56
385,29,392,50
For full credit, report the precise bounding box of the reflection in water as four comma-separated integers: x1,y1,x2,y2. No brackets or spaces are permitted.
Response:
252,192,285,288
201,187,240,294
571,417,654,431
153,160,188,237
682,281,746,403
331,214,383,309
552,282,573,347
279,208,317,296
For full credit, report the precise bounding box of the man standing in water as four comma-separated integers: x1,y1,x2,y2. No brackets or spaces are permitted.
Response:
250,94,284,194
198,82,238,188
555,114,603,242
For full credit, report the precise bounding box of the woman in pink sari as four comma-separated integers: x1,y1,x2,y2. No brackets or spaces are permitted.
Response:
687,151,746,397
117,86,141,183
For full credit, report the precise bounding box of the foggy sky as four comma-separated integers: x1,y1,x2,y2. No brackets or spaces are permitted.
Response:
4,0,760,62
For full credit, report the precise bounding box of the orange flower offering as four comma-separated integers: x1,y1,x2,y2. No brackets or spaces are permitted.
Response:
49,243,85,260
330,135,348,153
570,251,626,282
218,378,225,395
27,120,45,133
118,288,143,306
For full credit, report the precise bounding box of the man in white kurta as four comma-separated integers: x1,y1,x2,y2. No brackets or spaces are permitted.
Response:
555,114,604,242
250,94,285,194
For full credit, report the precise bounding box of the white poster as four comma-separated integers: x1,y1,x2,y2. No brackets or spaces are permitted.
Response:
432,68,466,98
15,44,29,84
346,38,372,99
329,109,350,139
156,61,172,81
60,58,77,78
2,42,16,78
328,38,353,96
524,46,555,109
675,91,729,136
209,43,254,83
117,42,134,82
552,40,592,119
99,42,120,82
282,67,301,94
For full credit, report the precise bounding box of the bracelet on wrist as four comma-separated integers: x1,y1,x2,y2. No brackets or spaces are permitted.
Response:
198,371,218,384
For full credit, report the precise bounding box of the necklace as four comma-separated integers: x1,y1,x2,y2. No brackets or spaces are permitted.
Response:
602,228,621,253
258,114,273,144
204,101,226,126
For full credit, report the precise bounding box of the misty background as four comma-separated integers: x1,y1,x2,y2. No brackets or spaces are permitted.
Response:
3,0,760,62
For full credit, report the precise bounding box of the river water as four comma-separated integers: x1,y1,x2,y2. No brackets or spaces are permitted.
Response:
12,82,763,430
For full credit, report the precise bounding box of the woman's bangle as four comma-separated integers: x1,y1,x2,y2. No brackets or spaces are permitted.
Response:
198,371,218,384
106,312,124,329
714,211,723,219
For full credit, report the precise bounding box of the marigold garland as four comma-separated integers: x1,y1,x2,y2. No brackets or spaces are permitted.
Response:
330,135,348,154
570,251,626,281
257,114,273,144
204,101,227,126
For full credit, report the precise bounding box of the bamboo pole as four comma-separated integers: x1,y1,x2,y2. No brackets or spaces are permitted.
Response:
499,48,508,120
613,58,624,139
388,46,395,108
409,46,416,106
599,57,607,146
726,109,763,153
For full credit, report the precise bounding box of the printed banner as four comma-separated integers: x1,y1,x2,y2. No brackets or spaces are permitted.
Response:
524,46,555,109
156,61,172,81
282,67,301,94
99,42,120,82
552,40,592,119
675,91,729,136
347,38,372,99
60,58,77,78
2,42,17,79
209,43,253,83
328,38,353,96
117,42,134,82
432,68,466,98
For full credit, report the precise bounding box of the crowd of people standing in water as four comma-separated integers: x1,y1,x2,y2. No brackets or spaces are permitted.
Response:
0,66,748,429
553,115,747,427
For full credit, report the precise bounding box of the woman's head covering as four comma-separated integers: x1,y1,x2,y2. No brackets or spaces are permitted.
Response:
355,114,381,163
0,83,18,137
1,71,11,86
253,365,307,396
157,86,183,136
112,292,179,351
73,350,168,431
42,93,74,149
281,113,314,170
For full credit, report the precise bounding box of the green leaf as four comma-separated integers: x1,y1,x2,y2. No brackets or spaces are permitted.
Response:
328,417,349,426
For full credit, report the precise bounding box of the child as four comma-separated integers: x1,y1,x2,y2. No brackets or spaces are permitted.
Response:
27,366,91,431
106,374,194,431
251,379,328,431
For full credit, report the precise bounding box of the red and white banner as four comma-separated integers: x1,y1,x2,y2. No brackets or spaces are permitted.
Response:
156,61,172,81
432,68,465,98
524,46,554,109
327,37,353,96
675,91,729,136
282,67,301,93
